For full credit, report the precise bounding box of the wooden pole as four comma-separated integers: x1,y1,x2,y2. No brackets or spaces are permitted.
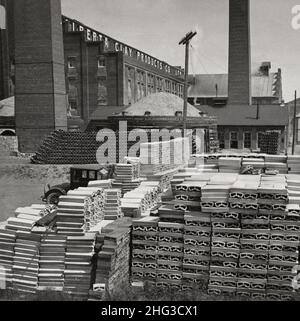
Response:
183,41,189,132
292,90,297,155
179,31,197,134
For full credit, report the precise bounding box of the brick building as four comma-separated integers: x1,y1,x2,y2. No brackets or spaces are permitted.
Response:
0,10,185,133
62,16,185,128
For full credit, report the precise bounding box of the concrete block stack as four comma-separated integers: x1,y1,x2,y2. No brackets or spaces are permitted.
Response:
11,232,41,294
0,229,16,290
259,131,281,155
63,233,96,299
265,155,288,174
131,217,159,286
38,235,67,290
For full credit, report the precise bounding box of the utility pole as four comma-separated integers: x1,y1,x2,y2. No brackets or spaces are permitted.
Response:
292,90,297,155
179,31,197,132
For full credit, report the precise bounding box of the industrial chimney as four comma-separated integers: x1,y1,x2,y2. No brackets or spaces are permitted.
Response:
228,0,251,105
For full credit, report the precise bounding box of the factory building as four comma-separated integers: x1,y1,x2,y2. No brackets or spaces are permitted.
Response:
188,0,288,152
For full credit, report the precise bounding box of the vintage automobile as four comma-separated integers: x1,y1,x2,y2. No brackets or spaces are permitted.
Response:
42,164,115,205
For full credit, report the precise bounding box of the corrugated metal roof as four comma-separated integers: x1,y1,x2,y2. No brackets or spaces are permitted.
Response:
188,73,279,98
196,104,288,126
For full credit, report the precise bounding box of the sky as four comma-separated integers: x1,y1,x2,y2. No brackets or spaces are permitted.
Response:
61,0,300,102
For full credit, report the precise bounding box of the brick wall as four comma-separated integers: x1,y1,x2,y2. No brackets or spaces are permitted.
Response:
228,0,251,105
15,0,67,153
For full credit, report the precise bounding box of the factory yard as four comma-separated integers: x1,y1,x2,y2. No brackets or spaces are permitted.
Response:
0,155,70,222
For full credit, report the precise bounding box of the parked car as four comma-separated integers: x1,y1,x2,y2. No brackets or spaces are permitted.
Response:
42,164,115,205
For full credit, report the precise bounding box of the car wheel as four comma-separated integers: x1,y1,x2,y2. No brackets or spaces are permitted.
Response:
46,192,61,205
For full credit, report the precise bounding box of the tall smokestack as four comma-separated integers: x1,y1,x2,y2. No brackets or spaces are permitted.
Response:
228,0,251,105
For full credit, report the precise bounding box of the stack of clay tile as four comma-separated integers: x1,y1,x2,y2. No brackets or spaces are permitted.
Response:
208,208,241,297
241,158,265,174
11,232,41,294
56,187,105,235
229,175,268,300
140,138,190,176
131,217,159,286
121,182,161,218
201,174,237,213
156,219,184,291
183,212,212,291
6,206,45,233
112,163,141,196
173,173,206,211
63,233,96,299
287,156,300,174
38,235,67,290
0,229,16,290
286,175,300,205
260,175,298,301
218,157,242,173
93,219,132,295
103,189,123,220
264,155,288,174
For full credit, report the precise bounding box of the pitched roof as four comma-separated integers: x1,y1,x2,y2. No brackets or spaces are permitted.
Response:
197,104,288,126
119,92,201,117
188,73,280,98
89,106,127,120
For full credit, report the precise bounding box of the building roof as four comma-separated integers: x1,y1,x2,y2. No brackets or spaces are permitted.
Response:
197,104,288,126
0,96,14,117
119,93,201,117
188,73,280,98
89,106,127,120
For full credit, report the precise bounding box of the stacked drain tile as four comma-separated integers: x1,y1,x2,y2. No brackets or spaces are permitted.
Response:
183,212,211,291
156,221,184,291
103,189,123,220
38,235,67,290
132,217,159,286
263,177,298,301
209,211,240,296
0,229,16,290
12,232,41,294
63,233,96,299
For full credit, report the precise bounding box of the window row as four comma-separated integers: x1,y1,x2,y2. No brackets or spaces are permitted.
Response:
218,131,270,150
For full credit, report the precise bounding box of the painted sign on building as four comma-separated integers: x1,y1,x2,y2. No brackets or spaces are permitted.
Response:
62,16,184,77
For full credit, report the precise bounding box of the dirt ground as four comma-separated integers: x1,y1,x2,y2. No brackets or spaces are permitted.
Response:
0,155,70,222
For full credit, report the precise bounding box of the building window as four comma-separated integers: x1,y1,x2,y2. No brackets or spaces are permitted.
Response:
137,70,146,100
257,132,264,149
218,131,225,149
244,132,252,149
165,80,171,93
230,132,238,149
68,56,76,69
98,57,106,68
147,73,155,94
156,77,163,92
175,111,183,117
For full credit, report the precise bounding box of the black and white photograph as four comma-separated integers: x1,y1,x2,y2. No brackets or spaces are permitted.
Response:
0,0,300,309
